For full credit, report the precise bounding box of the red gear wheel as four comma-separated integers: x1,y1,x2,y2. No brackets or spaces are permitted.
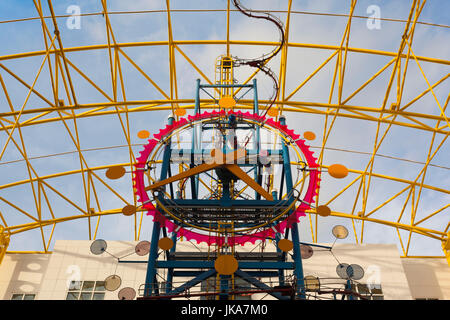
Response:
133,110,320,246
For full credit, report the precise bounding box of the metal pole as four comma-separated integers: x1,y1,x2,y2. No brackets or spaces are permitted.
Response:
144,221,161,296
165,190,181,294
279,115,305,299
253,78,262,199
144,116,174,297
190,79,201,199
219,275,231,300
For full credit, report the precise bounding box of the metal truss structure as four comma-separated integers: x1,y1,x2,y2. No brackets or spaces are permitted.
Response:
0,0,448,265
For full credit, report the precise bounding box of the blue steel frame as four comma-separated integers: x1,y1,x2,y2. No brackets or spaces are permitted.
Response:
139,80,307,300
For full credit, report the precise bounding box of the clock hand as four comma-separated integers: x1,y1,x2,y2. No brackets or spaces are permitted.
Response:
145,149,247,192
145,162,218,191
224,164,274,201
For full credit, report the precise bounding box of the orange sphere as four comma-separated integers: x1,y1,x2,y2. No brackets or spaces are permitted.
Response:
317,205,331,217
122,205,136,216
267,108,279,117
218,96,236,109
105,166,126,179
174,108,186,116
137,130,150,139
214,255,238,275
158,237,174,251
304,131,316,141
328,164,349,179
278,239,294,252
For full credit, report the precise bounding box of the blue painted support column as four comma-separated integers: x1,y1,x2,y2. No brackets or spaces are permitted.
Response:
235,270,290,301
253,79,262,199
275,232,285,286
274,184,284,285
253,78,259,114
122,260,295,269
291,223,306,299
195,79,201,114
190,79,201,199
164,231,177,294
219,275,231,300
279,116,293,197
345,280,354,300
165,191,180,294
279,115,305,299
144,221,161,296
144,116,174,297
167,269,217,297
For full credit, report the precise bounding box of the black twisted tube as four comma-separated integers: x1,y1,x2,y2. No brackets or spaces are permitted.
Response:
231,0,286,117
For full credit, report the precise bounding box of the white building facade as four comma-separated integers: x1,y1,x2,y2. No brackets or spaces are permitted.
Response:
0,240,448,300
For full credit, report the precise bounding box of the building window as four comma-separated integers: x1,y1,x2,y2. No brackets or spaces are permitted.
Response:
11,293,36,300
351,283,384,300
66,281,106,300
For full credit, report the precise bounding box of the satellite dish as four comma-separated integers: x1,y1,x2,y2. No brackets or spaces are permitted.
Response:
336,263,350,279
118,287,136,300
300,244,314,259
332,225,349,239
105,275,122,291
336,263,365,281
135,240,151,256
90,239,107,255
346,264,365,280
304,275,320,291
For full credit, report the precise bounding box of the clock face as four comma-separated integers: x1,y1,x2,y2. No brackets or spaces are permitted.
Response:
133,110,320,246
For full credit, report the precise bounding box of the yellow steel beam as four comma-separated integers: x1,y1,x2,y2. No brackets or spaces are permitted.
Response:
1,8,449,30
278,0,292,114
0,1,448,258
47,0,78,106
99,0,140,240
0,63,55,107
0,224,10,265
2,206,445,243
1,98,448,132
226,0,230,56
174,44,221,97
1,40,449,66
341,57,396,105
359,1,425,244
117,47,171,99
443,234,450,266
405,38,450,129
400,73,450,112
0,35,57,162
314,0,357,242
166,0,177,115
285,50,339,101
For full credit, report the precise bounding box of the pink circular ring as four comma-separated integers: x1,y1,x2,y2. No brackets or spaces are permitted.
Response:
133,110,320,246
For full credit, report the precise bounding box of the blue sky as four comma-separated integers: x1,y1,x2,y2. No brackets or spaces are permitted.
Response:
0,1,448,256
